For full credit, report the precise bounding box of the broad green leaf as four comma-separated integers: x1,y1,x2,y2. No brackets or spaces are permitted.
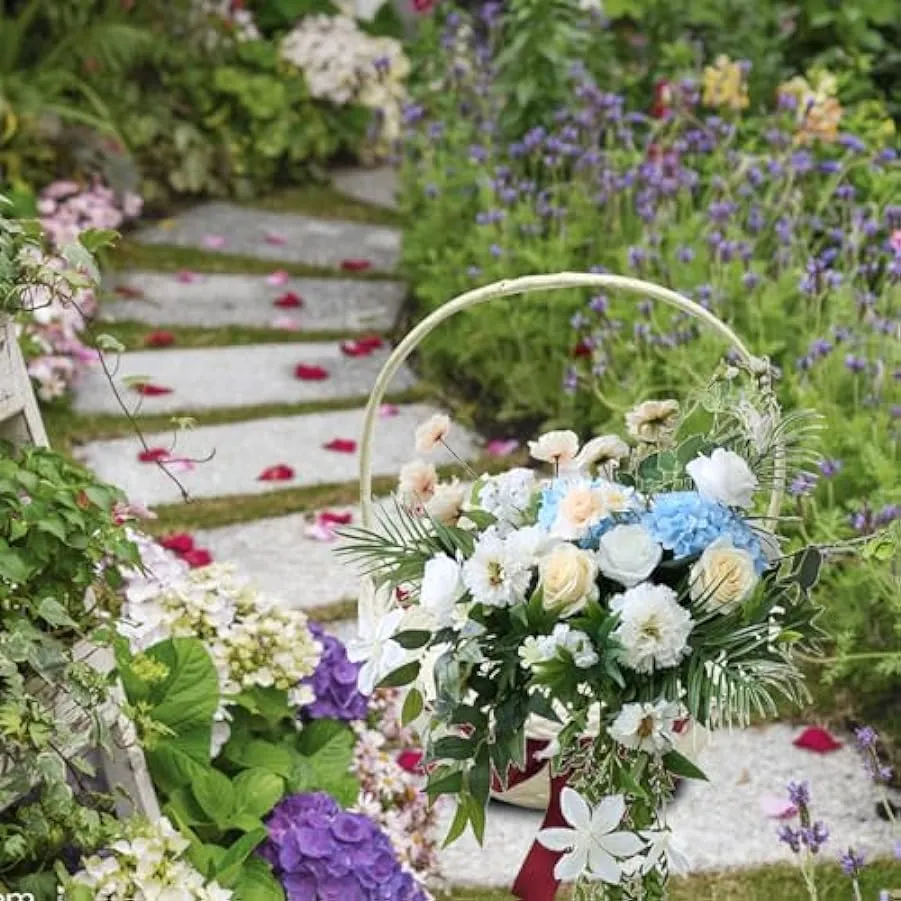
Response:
232,856,285,901
232,768,284,819
442,798,470,848
35,597,77,628
144,638,220,733
401,687,423,725
432,735,475,761
224,739,295,778
662,749,709,781
376,660,420,688
393,629,431,650
191,767,235,829
213,828,269,887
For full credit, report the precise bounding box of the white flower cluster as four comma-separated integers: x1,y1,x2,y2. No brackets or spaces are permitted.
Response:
120,541,321,705
476,468,537,534
519,624,598,669
352,726,441,887
193,0,260,45
279,15,410,147
70,816,232,901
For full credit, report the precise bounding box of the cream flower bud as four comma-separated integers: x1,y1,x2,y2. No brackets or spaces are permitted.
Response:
539,544,599,616
690,537,759,612
414,413,451,453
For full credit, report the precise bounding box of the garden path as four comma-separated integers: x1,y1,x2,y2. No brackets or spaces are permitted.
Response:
69,167,898,890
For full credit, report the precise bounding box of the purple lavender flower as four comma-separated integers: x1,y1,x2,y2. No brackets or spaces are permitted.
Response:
589,293,609,314
818,459,842,478
563,367,579,394
790,472,818,497
301,623,368,722
778,825,801,853
787,781,811,807
261,793,426,901
801,822,829,854
845,354,867,374
839,848,865,876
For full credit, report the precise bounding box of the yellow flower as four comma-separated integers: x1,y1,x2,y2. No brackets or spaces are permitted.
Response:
778,70,843,144
702,55,749,111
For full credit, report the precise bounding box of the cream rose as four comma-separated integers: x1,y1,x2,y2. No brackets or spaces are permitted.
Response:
596,524,663,587
539,544,599,616
690,537,759,612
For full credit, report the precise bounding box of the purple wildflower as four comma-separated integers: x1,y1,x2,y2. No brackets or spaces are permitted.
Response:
818,459,842,478
787,781,811,807
790,472,818,496
778,825,801,853
845,354,867,373
801,822,829,854
839,848,865,877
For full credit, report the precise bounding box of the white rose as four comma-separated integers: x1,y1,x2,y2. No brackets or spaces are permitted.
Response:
689,537,759,612
686,447,758,508
596,524,663,587
539,544,599,616
420,554,466,627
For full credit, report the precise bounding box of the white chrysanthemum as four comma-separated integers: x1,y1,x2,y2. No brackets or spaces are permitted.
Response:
611,583,693,673
476,467,538,534
608,700,679,754
425,479,467,525
463,529,536,607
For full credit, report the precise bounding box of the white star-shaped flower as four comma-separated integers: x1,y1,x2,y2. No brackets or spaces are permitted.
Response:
347,580,407,694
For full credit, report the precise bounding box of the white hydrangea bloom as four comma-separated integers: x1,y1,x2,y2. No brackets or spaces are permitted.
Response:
475,467,538,535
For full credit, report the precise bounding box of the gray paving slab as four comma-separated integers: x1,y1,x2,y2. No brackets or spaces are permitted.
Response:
77,403,480,507
133,203,400,270
436,723,900,886
74,343,415,415
332,167,399,211
102,271,405,332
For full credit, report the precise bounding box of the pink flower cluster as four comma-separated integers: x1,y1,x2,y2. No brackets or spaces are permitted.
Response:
352,725,442,889
38,179,143,248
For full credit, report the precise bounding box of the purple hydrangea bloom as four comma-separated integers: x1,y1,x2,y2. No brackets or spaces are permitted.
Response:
261,793,426,901
301,623,368,722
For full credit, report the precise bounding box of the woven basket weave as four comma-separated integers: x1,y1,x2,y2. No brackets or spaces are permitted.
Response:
357,272,785,808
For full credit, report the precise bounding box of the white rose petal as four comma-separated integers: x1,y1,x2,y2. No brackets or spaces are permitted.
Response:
596,524,663,587
420,554,466,627
686,447,758,509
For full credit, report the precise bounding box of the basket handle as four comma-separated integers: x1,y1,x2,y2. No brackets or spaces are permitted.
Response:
359,273,784,527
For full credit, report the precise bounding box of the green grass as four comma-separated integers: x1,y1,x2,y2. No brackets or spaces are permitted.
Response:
441,860,901,900
250,182,402,228
93,318,384,351
44,389,427,450
107,240,396,280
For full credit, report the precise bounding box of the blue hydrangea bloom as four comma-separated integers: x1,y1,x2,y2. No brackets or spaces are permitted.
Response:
642,491,767,572
537,478,637,549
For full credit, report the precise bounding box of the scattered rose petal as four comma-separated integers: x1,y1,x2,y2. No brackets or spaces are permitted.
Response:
486,438,520,457
397,749,424,773
340,258,372,272
160,533,195,554
175,270,200,284
320,510,353,526
114,284,145,299
793,726,842,754
273,291,303,309
264,231,287,246
340,335,384,357
395,587,410,603
379,403,400,418
303,510,352,541
132,382,173,397
266,269,290,286
258,464,295,482
324,439,356,453
272,316,301,330
304,521,337,542
138,447,170,463
760,795,798,819
202,234,226,249
183,548,212,568
75,347,101,364
295,364,329,381
166,458,195,473
145,330,176,348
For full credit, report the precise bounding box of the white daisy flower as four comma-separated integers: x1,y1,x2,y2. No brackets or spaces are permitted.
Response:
608,700,680,754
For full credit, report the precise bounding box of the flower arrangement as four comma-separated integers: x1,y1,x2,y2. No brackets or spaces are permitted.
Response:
342,373,831,899
68,816,232,901
259,792,428,901
279,14,410,151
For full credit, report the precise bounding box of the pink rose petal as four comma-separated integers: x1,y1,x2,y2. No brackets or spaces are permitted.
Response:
793,726,843,754
379,403,400,418
320,510,353,526
160,533,195,554
266,269,290,286
295,364,329,381
396,749,424,773
272,316,301,331
760,796,798,819
138,447,170,463
183,548,212,568
202,234,226,249
273,291,303,308
264,231,287,246
166,458,195,473
133,382,173,397
175,270,200,284
304,521,336,542
258,464,295,482
340,258,373,272
324,438,356,453
486,438,520,457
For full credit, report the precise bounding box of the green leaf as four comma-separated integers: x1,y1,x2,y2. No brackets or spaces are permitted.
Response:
224,739,295,778
145,638,220,733
468,745,491,809
426,768,463,798
393,629,431,650
467,792,487,845
793,547,823,592
233,856,285,901
191,767,235,829
232,768,285,820
442,798,470,847
432,735,475,761
401,688,424,725
35,597,77,628
231,686,294,727
146,735,213,795
78,228,119,253
376,660,420,688
662,749,709,781
213,828,269,887
166,787,213,827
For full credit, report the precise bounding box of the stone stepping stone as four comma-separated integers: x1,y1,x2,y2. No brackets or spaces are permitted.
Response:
77,403,480,507
103,271,405,332
133,203,400,271
194,505,364,611
332,166,399,212
74,342,415,415
436,723,899,886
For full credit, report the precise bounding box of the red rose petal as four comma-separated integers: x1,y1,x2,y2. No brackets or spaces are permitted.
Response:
258,464,295,482
133,382,173,396
273,291,303,309
160,532,195,554
324,439,356,453
266,269,290,286
183,548,212,568
793,726,843,754
396,749,424,773
340,258,373,272
114,284,145,299
320,510,353,526
145,330,176,348
138,447,171,463
572,340,592,358
340,336,384,357
264,231,287,246
175,270,200,284
295,364,329,381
